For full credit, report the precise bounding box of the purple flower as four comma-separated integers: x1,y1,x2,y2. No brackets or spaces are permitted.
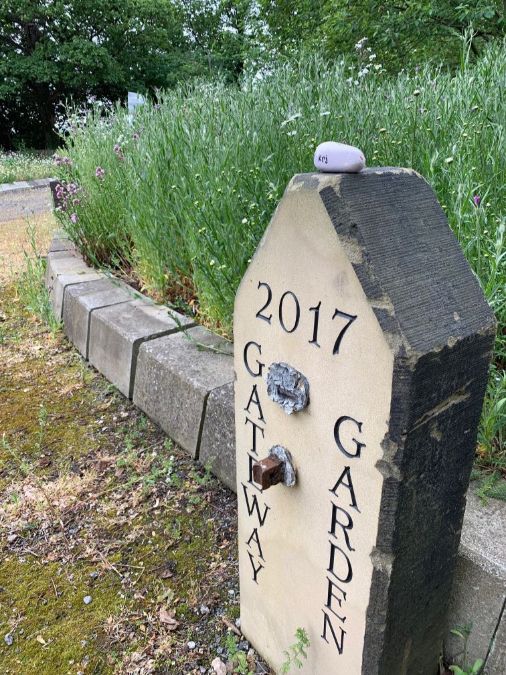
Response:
95,166,105,180
70,213,78,223
473,194,481,207
113,144,125,161
53,154,72,166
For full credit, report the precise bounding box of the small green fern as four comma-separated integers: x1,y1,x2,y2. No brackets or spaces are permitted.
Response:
280,628,310,673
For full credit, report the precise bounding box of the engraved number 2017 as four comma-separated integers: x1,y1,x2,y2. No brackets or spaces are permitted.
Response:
256,281,356,354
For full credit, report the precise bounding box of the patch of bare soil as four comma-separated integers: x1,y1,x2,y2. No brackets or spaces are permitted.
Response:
0,204,270,672
0,281,272,674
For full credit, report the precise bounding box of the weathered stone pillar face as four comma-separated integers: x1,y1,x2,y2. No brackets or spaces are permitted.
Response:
235,179,394,673
234,169,496,674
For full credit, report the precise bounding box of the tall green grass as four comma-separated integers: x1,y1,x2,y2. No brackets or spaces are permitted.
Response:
15,226,62,334
56,42,505,462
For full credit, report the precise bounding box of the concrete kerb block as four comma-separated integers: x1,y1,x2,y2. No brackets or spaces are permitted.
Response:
45,249,82,286
63,278,134,358
485,605,506,674
49,231,77,254
51,272,105,319
445,492,506,672
88,300,195,399
0,177,55,194
133,326,234,458
45,251,104,319
199,381,236,491
45,250,104,319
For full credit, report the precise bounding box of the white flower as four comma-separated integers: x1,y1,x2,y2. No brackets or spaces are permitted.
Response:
281,112,302,127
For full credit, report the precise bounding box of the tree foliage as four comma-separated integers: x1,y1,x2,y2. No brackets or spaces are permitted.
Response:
0,0,504,148
260,1,504,69
176,0,257,79
320,1,505,70
0,0,190,148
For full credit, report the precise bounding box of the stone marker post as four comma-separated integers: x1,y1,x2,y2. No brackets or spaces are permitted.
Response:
234,169,496,674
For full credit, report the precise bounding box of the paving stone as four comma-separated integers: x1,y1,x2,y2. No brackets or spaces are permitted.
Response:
63,278,133,357
445,492,506,670
134,326,234,457
199,382,236,491
89,300,194,398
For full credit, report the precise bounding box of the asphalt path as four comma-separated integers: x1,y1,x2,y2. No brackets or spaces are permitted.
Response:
0,187,55,283
0,186,53,224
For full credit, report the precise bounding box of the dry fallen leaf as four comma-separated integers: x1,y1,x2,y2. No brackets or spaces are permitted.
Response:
159,607,179,630
36,635,47,646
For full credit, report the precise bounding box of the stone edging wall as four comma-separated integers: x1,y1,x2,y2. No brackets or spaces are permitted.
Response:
0,177,56,194
44,230,505,673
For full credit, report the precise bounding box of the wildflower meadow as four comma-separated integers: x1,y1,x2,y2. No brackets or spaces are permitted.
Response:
55,43,505,468
0,151,54,183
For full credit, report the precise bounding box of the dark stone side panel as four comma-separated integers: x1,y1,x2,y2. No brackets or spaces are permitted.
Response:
376,334,494,675
319,174,496,675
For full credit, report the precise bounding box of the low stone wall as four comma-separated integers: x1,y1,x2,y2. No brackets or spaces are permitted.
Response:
0,177,55,194
45,231,505,672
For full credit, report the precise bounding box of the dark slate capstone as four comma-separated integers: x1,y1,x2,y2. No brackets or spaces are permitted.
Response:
303,168,497,675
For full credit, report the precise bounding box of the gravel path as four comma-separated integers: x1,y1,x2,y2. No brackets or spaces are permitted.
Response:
0,186,53,224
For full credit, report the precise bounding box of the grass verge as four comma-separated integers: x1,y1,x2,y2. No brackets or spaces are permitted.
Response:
0,279,266,674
